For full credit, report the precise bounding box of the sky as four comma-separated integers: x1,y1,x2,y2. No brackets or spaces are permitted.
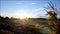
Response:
0,0,60,18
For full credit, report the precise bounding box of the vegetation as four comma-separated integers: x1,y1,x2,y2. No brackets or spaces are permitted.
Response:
0,16,43,34
0,16,60,34
44,1,59,34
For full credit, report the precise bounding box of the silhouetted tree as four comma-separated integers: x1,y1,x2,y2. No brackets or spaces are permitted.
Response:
4,16,9,20
0,16,16,34
0,16,4,19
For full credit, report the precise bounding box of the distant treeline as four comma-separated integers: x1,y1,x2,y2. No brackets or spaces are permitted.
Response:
0,16,60,20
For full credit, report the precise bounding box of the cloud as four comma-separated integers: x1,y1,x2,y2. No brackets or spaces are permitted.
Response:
35,8,44,11
31,7,45,14
32,3,36,4
16,3,23,4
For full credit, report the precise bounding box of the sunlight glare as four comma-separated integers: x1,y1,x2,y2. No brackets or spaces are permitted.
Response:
19,13,29,19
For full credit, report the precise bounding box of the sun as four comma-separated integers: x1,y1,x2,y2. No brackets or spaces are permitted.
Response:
19,13,29,19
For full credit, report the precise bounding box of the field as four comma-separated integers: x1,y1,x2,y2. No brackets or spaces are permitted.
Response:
0,17,60,34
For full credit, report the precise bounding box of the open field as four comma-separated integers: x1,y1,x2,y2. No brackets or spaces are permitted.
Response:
0,17,60,34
